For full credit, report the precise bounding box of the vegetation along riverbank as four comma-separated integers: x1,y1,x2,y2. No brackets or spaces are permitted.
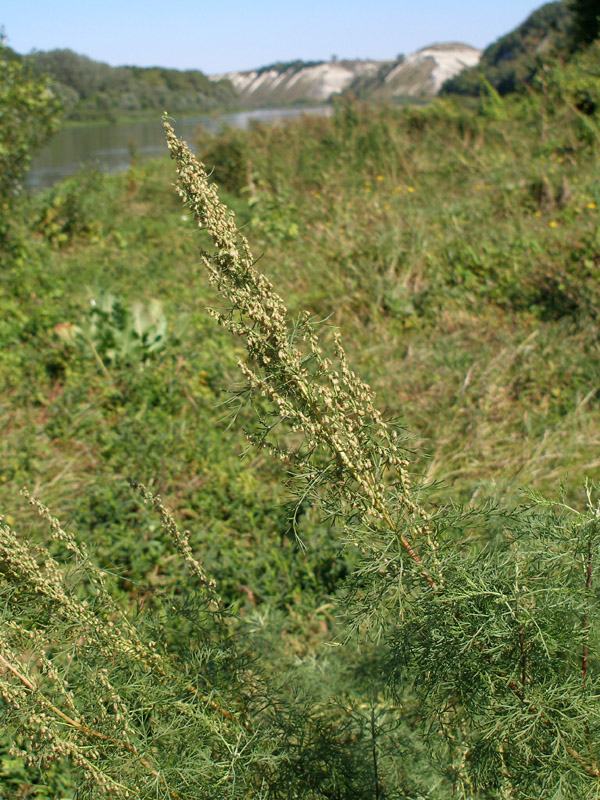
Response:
1,9,600,797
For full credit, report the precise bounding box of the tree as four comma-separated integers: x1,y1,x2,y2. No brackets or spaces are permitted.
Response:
0,45,61,210
570,0,600,46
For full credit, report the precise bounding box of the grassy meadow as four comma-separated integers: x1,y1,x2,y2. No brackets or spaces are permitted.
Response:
2,84,600,795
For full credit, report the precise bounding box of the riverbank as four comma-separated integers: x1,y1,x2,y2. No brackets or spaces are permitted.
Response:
57,102,283,128
27,106,333,188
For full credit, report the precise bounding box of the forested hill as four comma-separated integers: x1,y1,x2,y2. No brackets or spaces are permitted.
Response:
441,0,573,95
11,47,237,121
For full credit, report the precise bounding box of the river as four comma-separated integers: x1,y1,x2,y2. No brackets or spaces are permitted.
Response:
27,107,331,189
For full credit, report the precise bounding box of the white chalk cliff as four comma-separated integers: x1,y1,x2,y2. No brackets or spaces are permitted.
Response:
212,61,381,106
382,43,482,96
211,43,481,106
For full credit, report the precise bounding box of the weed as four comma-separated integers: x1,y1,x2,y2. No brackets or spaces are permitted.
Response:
1,72,600,797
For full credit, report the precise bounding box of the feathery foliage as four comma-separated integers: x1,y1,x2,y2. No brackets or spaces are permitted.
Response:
162,116,600,797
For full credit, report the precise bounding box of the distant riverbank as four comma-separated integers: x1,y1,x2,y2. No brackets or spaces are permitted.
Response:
27,106,332,189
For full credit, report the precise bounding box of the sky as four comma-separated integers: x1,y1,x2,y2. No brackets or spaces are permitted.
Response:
4,0,546,75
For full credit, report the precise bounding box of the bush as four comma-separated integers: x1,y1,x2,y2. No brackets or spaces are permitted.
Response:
0,47,61,211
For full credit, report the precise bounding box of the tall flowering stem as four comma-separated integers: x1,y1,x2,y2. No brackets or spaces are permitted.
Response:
163,117,439,590
0,489,257,798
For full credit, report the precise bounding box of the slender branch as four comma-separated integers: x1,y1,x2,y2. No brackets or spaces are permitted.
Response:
295,374,437,587
580,525,598,779
567,746,600,779
582,528,593,684
0,652,183,800
370,705,380,800
84,334,112,380
517,621,526,699
514,555,526,699
163,118,439,591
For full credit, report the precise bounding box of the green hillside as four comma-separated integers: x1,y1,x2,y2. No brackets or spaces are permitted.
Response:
442,1,573,95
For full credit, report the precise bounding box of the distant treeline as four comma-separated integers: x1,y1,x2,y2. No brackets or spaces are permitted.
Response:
253,58,325,76
5,46,237,121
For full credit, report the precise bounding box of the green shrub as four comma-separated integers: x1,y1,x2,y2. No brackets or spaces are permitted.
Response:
0,47,61,212
34,169,106,247
195,127,251,194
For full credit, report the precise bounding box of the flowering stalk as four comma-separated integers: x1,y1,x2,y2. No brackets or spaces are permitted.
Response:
0,490,252,798
163,116,439,590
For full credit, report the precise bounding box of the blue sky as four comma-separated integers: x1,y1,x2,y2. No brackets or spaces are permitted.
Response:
4,0,545,74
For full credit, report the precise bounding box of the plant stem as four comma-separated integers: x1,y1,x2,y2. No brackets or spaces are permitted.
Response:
0,652,183,800
582,528,593,683
371,705,380,800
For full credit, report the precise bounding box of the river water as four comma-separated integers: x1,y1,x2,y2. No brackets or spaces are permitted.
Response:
27,107,331,189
